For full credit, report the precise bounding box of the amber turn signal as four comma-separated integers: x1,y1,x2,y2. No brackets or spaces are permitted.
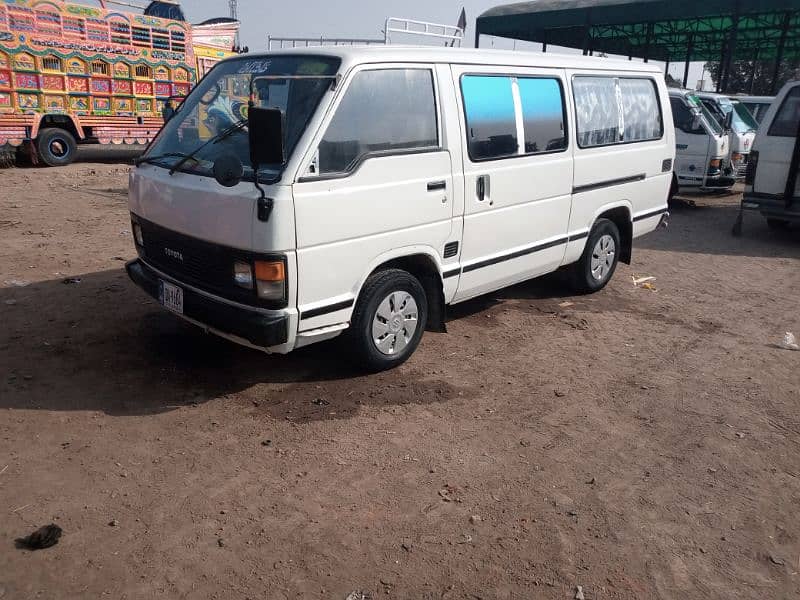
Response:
254,260,285,282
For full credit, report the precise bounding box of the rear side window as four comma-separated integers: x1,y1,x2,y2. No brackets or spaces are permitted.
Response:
317,69,438,175
573,76,663,148
768,86,800,137
461,74,567,160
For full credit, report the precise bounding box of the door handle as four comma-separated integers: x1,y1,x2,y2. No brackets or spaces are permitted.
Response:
427,180,447,192
477,175,491,204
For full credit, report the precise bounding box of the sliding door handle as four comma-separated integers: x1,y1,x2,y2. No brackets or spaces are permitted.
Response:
427,180,447,192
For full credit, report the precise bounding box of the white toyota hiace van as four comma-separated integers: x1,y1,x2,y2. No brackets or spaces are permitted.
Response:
668,89,734,192
127,47,674,370
739,80,800,231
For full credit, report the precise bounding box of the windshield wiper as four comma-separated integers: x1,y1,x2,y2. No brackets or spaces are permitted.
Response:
134,152,188,167
168,118,248,176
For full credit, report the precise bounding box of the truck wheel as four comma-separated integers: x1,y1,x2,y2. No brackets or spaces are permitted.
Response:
348,269,428,372
36,128,77,167
570,218,621,294
668,173,679,203
766,218,790,230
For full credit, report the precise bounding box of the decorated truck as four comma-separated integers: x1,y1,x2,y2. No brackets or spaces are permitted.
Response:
0,0,239,166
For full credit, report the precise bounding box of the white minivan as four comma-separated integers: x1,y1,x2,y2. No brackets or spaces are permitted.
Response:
739,80,800,231
696,92,758,179
127,47,674,370
668,89,734,193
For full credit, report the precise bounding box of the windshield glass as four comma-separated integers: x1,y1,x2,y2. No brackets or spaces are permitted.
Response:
701,96,757,134
143,55,341,180
687,94,723,136
730,100,759,131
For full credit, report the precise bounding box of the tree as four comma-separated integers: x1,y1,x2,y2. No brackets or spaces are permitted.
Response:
705,59,800,95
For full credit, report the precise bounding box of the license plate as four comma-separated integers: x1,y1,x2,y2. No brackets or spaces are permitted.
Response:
159,280,184,315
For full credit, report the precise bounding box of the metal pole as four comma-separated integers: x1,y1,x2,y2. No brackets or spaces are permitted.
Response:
582,24,591,56
643,23,653,63
716,40,727,92
542,30,547,53
748,48,760,94
771,12,791,95
721,3,740,92
683,34,694,88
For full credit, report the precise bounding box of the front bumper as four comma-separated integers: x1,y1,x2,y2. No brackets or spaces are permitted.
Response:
742,193,800,222
126,259,289,348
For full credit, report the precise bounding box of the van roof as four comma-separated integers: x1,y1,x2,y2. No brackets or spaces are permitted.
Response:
232,46,663,74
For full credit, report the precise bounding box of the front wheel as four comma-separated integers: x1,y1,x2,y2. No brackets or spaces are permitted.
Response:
570,218,621,294
347,269,428,372
36,128,77,167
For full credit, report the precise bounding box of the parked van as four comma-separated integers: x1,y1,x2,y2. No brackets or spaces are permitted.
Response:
735,95,775,125
739,81,800,231
126,48,673,370
668,89,734,192
695,92,758,178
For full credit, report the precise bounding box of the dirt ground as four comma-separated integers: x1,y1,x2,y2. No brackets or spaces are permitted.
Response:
0,161,799,600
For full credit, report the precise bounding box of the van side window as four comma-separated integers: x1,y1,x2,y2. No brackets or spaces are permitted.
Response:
461,75,519,160
517,78,567,153
670,97,702,134
768,86,800,137
573,76,663,148
461,75,566,160
317,69,439,175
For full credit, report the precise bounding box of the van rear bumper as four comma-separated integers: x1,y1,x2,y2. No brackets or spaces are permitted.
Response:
742,192,800,221
126,259,289,348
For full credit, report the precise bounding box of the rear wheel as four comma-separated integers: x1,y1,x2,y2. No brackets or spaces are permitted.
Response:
570,218,621,294
347,269,428,372
36,128,77,167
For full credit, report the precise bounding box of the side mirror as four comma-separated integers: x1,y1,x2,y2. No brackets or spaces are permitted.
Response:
248,106,285,167
723,111,733,132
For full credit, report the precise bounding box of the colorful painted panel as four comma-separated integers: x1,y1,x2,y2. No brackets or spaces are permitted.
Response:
16,93,40,110
113,63,131,79
69,96,89,113
68,77,89,93
14,73,38,90
114,98,134,114
155,82,171,97
112,80,132,95
154,65,170,81
172,83,190,97
0,71,10,89
14,53,36,72
134,81,153,96
136,98,152,113
43,95,66,112
174,67,189,82
0,53,8,69
91,78,111,94
42,75,65,91
0,92,12,110
93,97,111,113
66,58,87,75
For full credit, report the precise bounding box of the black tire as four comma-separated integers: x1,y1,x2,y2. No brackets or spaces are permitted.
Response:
570,218,621,294
347,269,428,372
766,218,790,230
668,173,679,203
36,128,77,167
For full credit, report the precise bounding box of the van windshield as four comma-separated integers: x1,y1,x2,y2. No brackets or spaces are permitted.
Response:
687,94,723,136
143,55,341,180
701,96,757,134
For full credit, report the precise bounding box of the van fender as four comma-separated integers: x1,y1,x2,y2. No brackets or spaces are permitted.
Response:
564,199,634,266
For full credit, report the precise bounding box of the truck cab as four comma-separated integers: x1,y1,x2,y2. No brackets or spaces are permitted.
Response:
668,89,734,192
696,91,758,179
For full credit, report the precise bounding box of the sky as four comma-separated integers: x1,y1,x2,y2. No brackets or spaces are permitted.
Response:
176,0,706,88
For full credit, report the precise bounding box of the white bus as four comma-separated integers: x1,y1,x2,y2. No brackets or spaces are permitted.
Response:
127,47,674,370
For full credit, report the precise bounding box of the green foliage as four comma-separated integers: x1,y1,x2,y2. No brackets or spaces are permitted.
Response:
705,60,800,94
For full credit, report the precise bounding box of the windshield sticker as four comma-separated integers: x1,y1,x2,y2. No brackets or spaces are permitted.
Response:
237,60,273,74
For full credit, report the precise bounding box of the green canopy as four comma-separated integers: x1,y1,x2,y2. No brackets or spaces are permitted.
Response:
476,0,800,63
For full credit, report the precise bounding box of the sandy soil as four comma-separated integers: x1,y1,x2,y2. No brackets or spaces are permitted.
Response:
0,162,799,600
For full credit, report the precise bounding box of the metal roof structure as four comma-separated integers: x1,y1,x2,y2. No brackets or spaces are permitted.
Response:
476,0,800,92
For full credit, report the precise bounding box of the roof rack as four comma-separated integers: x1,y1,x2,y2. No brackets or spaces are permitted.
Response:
268,17,464,50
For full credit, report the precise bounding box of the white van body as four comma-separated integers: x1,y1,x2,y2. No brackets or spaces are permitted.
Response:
696,91,758,178
741,81,800,227
668,89,734,191
735,95,775,125
126,47,674,370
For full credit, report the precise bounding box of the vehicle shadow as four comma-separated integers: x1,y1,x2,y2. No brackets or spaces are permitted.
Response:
0,269,472,420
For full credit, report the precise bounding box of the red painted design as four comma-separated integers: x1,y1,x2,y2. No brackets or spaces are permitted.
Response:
134,81,153,96
68,77,89,93
42,75,65,91
155,82,170,97
112,80,132,95
0,70,10,88
14,73,38,89
91,79,111,94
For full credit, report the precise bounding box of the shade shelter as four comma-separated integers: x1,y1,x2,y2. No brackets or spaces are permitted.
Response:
476,0,800,93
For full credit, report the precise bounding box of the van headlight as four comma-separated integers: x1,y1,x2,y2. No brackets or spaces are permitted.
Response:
254,260,286,301
233,261,254,289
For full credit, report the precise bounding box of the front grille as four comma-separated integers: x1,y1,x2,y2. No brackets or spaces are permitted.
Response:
133,216,286,309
